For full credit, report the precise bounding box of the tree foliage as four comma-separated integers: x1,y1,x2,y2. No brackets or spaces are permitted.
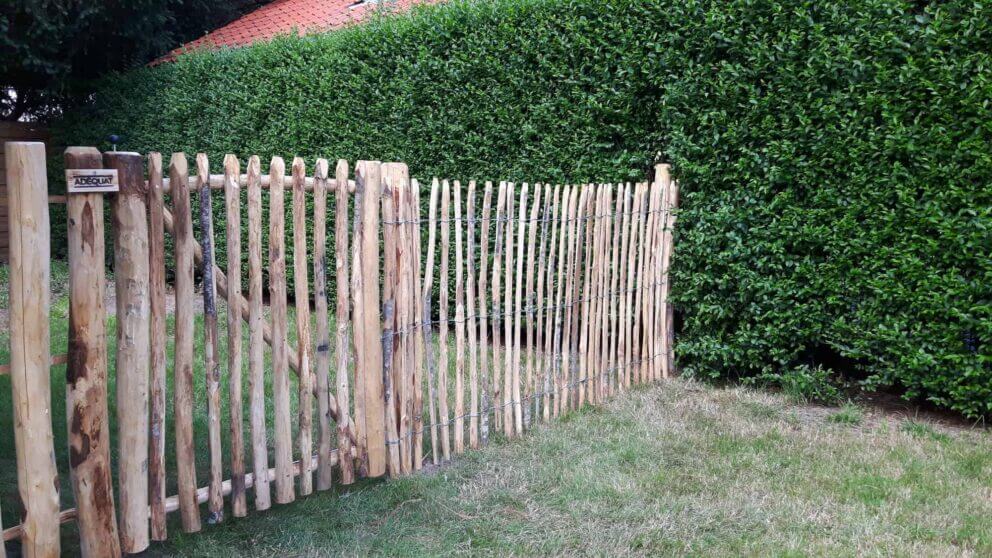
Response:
0,0,264,120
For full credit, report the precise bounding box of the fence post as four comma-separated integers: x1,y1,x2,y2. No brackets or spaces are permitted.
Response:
169,153,201,532
147,152,168,540
64,146,121,557
105,151,150,553
353,160,386,477
6,141,60,557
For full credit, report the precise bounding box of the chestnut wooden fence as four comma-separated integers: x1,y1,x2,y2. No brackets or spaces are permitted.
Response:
1,142,678,556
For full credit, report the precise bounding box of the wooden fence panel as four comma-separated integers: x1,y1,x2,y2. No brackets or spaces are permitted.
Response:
2,144,681,551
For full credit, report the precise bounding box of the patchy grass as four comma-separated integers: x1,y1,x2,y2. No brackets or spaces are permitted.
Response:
2,267,991,556
144,381,991,557
828,402,865,426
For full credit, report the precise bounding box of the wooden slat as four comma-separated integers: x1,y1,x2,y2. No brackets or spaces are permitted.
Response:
380,162,402,477
422,179,441,464
334,160,356,484
524,184,541,427
657,167,679,379
502,182,515,437
561,185,583,412
616,183,631,389
292,157,315,496
491,182,507,433
246,156,272,509
632,184,648,383
465,181,479,448
641,181,659,382
224,154,248,516
533,184,552,424
170,152,200,533
603,184,621,396
397,169,415,473
410,179,426,470
65,147,121,557
437,179,452,460
148,153,168,538
587,186,603,405
354,160,387,477
544,184,564,421
313,158,334,491
453,180,466,454
196,153,225,524
512,184,528,434
269,156,295,504
477,182,494,444
578,185,595,408
107,150,152,551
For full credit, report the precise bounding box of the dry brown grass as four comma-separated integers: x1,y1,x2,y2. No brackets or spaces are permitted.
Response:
143,378,992,557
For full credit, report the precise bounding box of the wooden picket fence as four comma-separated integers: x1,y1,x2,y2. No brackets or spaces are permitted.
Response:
1,141,678,557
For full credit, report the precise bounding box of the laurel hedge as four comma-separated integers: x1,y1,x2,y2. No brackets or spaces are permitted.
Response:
56,0,992,417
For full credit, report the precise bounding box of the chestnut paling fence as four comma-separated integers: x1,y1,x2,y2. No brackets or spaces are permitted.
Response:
1,141,679,557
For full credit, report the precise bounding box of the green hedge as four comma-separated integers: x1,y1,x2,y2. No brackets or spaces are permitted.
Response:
57,0,992,417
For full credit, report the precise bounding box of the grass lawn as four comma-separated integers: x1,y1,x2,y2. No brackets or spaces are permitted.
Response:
151,380,992,557
2,263,991,556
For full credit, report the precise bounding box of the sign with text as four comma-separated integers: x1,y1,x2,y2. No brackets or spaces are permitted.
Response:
66,168,119,194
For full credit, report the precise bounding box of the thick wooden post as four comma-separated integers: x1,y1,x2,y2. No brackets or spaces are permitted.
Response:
147,152,168,540
105,150,150,553
170,153,201,532
353,160,386,477
64,146,121,558
6,141,60,557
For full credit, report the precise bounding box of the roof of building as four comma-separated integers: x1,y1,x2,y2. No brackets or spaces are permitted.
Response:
154,0,439,64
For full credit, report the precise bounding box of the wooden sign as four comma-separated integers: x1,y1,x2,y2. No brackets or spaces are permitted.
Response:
66,168,119,193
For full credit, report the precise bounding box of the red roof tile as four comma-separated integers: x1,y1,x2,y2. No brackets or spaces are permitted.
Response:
154,0,440,64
